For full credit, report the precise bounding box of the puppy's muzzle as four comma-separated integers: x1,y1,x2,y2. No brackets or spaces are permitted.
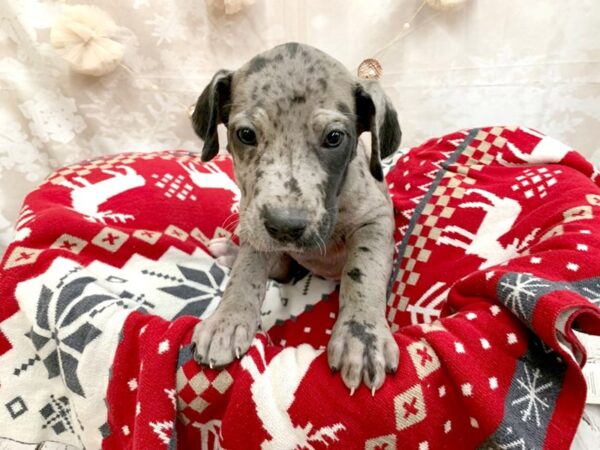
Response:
262,207,308,242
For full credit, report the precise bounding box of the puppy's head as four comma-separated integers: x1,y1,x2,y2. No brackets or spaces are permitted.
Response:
192,43,401,252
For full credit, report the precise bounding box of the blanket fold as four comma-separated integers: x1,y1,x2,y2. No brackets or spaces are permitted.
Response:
1,126,599,449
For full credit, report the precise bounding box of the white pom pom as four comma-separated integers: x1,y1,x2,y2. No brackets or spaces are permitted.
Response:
50,5,124,76
206,0,255,15
426,0,468,11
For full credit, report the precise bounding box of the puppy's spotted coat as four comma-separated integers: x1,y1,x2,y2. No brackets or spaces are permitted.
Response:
191,43,402,394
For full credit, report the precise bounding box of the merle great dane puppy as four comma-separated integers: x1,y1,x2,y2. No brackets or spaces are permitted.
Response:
191,43,401,394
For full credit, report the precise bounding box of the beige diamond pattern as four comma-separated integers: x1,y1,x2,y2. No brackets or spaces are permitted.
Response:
91,227,129,253
364,433,397,450
408,339,441,380
3,245,43,270
394,384,427,431
176,368,211,417
51,234,87,254
212,370,233,394
165,224,189,241
388,128,506,325
132,229,162,244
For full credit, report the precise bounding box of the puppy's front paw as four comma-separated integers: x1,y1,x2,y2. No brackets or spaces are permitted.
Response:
208,237,239,268
328,317,399,395
192,307,259,368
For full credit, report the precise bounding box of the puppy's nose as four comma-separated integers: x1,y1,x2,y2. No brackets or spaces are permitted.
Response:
263,207,308,242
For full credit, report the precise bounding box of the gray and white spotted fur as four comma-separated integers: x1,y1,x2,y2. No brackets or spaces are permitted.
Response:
191,43,402,394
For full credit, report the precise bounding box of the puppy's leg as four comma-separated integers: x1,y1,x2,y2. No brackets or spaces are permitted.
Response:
192,244,282,367
328,217,399,394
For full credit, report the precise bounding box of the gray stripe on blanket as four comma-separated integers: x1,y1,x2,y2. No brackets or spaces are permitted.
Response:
387,128,481,299
480,331,566,449
497,272,600,325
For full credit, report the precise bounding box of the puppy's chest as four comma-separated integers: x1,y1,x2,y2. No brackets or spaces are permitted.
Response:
288,240,347,281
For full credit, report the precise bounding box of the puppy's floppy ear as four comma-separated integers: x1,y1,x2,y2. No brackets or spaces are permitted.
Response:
191,69,233,162
354,80,402,181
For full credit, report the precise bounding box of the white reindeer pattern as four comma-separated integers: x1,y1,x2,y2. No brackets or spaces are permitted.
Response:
241,339,345,450
196,420,222,450
179,162,241,213
59,166,145,223
407,281,450,324
497,127,571,166
437,188,539,269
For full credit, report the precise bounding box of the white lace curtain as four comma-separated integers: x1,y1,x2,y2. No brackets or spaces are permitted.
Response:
1,0,599,254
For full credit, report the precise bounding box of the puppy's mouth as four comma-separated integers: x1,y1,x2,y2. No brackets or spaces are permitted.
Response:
277,232,328,253
258,212,335,254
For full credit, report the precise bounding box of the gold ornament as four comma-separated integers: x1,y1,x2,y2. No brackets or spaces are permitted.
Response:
357,58,382,80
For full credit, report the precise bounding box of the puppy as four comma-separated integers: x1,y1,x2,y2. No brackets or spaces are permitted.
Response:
191,43,401,394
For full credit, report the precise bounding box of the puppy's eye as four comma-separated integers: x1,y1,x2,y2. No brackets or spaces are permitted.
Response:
237,127,257,146
324,130,344,148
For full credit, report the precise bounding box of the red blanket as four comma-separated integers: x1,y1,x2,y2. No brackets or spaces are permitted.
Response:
0,126,599,449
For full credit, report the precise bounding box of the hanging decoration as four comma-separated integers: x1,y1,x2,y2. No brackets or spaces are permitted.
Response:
357,0,469,80
50,5,125,77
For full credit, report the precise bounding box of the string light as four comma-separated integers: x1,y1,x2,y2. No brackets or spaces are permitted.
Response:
358,0,467,80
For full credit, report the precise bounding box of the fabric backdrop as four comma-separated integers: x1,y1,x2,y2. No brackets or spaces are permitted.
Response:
1,0,599,255
1,0,600,446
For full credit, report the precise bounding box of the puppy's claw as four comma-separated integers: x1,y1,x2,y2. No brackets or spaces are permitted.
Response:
329,317,399,395
192,309,257,370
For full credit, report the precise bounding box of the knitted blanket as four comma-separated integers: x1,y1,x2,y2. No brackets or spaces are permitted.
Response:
0,126,599,450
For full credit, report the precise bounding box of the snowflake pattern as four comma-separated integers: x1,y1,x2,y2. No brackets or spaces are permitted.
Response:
146,12,186,45
498,274,550,321
30,276,149,397
498,273,600,319
511,363,553,427
19,89,86,144
158,263,228,318
144,1,205,45
494,437,526,449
